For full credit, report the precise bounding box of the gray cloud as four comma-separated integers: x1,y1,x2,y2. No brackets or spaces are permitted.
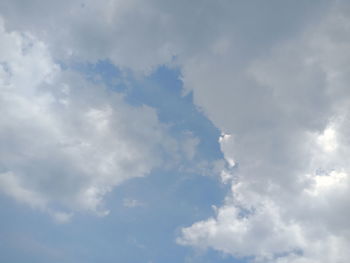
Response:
178,2,350,262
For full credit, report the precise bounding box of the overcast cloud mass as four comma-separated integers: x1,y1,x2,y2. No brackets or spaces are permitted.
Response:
1,1,350,262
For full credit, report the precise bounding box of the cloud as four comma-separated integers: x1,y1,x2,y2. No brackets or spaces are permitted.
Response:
122,198,144,208
0,19,187,221
1,0,350,262
178,2,350,262
0,0,327,73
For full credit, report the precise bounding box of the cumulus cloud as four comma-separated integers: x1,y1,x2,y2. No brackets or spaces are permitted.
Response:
0,19,190,221
178,2,350,262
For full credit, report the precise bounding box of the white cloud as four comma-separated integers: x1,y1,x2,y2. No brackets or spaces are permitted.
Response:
0,19,187,220
0,172,47,210
178,2,350,262
317,127,337,152
123,198,144,208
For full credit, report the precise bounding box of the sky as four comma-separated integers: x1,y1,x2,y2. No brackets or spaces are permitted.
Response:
1,1,350,262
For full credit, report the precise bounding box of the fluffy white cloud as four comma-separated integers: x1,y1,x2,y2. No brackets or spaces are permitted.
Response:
178,2,350,262
0,18,192,221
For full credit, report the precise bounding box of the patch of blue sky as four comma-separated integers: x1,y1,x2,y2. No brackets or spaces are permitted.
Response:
68,60,223,161
0,188,246,263
128,65,223,161
70,61,237,262
0,62,245,263
0,164,239,263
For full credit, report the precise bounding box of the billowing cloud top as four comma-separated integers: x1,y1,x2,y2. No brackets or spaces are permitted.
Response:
1,1,350,262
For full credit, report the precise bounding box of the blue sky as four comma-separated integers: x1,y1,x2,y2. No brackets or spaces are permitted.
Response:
1,1,350,263
0,60,233,263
